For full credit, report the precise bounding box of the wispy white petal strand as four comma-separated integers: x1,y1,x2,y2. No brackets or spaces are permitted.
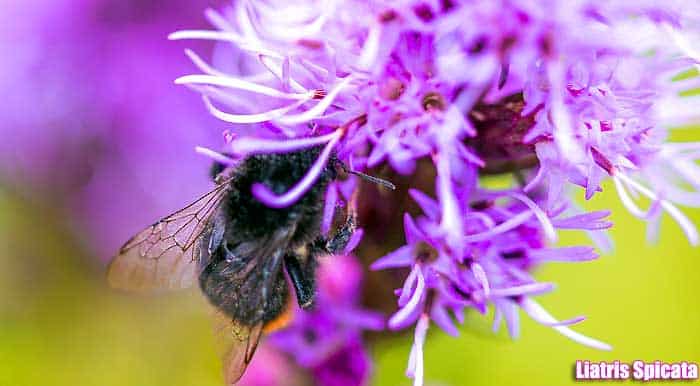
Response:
175,74,312,100
509,193,557,242
275,77,353,125
615,173,699,245
230,129,340,155
203,96,307,124
520,298,612,351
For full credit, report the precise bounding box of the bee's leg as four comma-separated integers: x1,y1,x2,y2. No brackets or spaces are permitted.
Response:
323,215,357,254
284,252,316,309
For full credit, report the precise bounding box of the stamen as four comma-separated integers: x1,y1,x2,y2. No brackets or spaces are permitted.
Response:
615,173,699,245
613,175,648,218
664,24,700,72
389,267,425,329
528,246,598,262
492,308,503,333
246,1,331,41
169,30,284,58
519,298,611,350
299,58,331,82
203,96,307,124
488,283,554,298
281,57,290,91
397,265,421,307
463,211,533,242
406,314,429,386
552,210,612,230
495,299,520,338
184,49,227,77
463,212,496,228
230,130,340,155
471,262,490,297
523,165,545,192
509,193,557,242
258,55,308,93
194,146,239,165
358,24,382,69
175,74,313,100
276,77,353,125
434,152,462,244
169,29,245,43
204,8,233,31
529,313,587,327
548,63,586,166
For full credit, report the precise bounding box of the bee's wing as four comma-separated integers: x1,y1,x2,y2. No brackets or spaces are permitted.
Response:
209,228,297,384
107,178,233,292
212,310,265,385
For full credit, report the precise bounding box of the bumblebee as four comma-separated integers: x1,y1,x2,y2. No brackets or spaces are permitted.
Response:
107,147,392,384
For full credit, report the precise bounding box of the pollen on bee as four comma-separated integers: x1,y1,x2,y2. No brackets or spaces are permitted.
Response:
263,301,294,333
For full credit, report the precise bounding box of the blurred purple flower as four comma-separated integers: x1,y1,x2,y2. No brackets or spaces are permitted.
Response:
0,0,227,256
238,343,302,386
271,254,383,386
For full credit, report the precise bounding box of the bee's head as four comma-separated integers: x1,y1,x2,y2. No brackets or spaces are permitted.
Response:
210,160,227,181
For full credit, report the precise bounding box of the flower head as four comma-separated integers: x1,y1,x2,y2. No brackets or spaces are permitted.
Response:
173,0,700,384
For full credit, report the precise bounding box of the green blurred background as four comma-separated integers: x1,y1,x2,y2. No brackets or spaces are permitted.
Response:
1,173,698,386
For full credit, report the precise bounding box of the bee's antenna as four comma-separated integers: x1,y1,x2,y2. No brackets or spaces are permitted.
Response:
346,169,396,190
334,159,395,190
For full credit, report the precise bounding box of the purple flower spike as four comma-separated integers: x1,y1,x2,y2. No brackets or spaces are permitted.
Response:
271,255,382,386
375,188,614,383
172,0,700,384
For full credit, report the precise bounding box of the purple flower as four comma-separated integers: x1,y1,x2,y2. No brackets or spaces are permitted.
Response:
0,0,223,257
172,0,700,384
372,191,612,385
310,334,372,386
238,343,302,386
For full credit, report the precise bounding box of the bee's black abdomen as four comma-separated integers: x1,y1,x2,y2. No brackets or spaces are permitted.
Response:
199,257,289,325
